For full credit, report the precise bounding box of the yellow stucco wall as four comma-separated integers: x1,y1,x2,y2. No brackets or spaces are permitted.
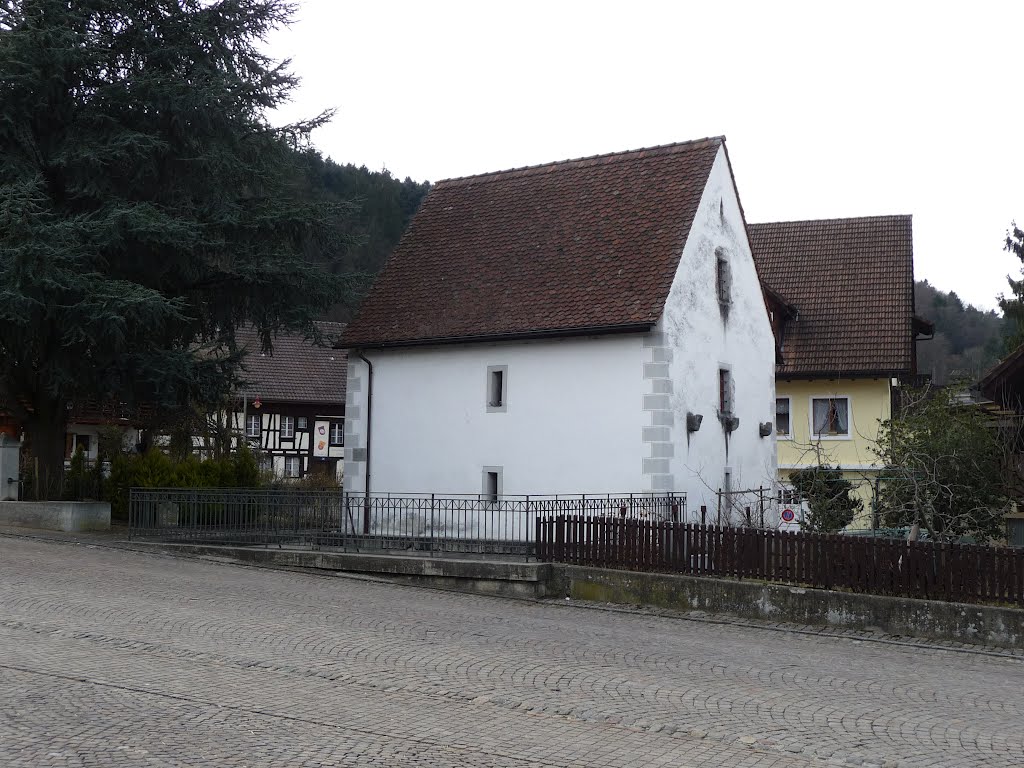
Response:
776,378,892,528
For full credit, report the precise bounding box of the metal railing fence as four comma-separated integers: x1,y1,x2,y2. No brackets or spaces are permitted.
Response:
129,489,685,557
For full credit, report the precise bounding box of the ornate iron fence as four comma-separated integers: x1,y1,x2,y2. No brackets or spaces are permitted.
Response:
129,489,685,557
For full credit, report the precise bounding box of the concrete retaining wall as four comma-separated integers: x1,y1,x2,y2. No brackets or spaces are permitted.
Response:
562,566,1024,649
141,544,560,600
0,501,111,532
126,542,1023,648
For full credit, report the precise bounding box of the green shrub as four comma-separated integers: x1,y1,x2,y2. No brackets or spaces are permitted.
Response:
105,447,267,521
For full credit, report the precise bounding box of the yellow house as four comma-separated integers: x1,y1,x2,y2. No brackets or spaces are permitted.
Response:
750,216,933,528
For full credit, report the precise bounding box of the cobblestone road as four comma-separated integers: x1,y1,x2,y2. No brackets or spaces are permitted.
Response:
1,535,1022,767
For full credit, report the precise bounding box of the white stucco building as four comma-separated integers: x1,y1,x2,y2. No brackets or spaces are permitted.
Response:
340,137,777,516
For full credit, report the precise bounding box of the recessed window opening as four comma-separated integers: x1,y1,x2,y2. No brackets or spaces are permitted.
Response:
719,369,732,415
715,249,731,304
297,417,308,430
485,472,499,502
489,370,504,407
486,365,508,412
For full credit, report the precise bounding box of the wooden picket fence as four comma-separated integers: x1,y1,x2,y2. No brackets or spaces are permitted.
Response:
535,516,1024,607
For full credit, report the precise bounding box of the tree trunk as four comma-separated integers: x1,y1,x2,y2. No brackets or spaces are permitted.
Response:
24,404,68,501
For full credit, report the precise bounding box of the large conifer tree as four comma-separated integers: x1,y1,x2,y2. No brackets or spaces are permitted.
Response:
0,1,354,487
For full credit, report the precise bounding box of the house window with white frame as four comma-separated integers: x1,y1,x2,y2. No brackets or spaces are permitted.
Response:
776,397,791,437
297,416,308,430
280,416,295,439
811,397,850,437
329,421,343,446
245,414,261,438
284,456,301,478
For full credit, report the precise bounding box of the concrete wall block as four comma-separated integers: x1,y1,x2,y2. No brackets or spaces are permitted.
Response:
648,347,674,364
642,458,670,475
649,410,675,427
643,363,670,380
642,426,671,443
642,394,670,411
649,442,674,458
649,378,673,395
650,474,675,491
0,501,110,532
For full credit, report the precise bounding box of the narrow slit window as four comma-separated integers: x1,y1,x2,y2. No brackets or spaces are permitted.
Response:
719,369,732,414
485,471,499,503
716,253,731,304
490,370,503,407
486,366,507,412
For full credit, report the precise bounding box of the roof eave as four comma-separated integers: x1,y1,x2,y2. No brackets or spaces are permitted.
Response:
777,367,913,381
337,322,656,350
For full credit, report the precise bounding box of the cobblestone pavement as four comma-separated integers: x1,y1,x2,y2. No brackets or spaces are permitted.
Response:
1,535,1022,767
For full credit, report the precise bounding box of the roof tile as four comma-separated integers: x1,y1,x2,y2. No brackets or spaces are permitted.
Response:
341,138,724,347
235,322,347,405
749,216,916,377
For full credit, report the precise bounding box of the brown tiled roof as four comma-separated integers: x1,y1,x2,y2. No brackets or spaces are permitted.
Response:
340,138,725,347
748,215,917,378
235,321,347,405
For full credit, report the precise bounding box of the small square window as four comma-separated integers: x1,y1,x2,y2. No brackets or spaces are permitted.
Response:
812,397,850,437
776,398,790,436
284,456,301,478
297,417,308,430
280,416,294,439
329,422,344,446
246,414,261,438
719,369,732,415
486,365,507,412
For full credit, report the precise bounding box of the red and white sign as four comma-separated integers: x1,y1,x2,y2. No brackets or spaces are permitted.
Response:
781,508,796,523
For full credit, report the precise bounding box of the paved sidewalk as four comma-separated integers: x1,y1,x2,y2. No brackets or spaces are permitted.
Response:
2,532,1023,767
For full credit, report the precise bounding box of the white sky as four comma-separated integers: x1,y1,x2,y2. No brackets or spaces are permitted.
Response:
267,0,1022,312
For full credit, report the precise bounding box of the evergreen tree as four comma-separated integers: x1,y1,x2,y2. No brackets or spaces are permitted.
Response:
0,0,358,489
998,222,1024,350
788,465,862,533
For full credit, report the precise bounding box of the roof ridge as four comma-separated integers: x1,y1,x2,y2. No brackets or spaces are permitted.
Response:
435,136,725,188
748,213,912,227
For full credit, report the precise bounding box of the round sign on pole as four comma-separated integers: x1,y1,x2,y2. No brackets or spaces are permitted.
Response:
781,508,796,523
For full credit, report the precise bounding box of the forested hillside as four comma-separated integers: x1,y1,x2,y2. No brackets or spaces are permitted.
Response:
298,150,430,321
914,280,1007,384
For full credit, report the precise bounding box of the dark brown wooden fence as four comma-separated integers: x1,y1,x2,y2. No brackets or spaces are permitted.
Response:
535,516,1024,607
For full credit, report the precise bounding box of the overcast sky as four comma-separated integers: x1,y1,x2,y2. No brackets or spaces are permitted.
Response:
267,1,1022,312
